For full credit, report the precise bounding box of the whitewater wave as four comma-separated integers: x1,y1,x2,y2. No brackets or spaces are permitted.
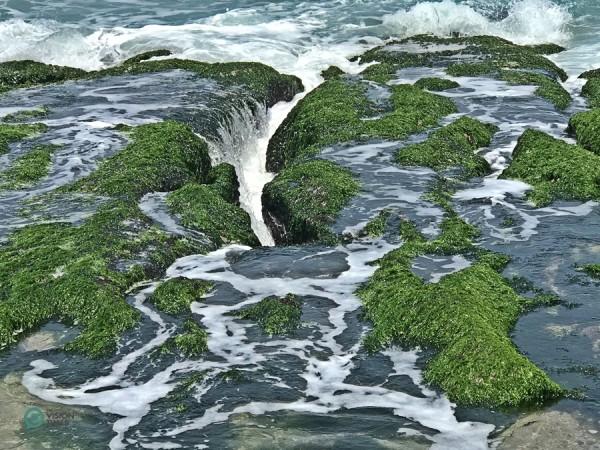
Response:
383,0,573,45
0,0,576,85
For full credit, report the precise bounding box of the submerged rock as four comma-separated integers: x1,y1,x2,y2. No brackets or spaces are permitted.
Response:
498,411,600,450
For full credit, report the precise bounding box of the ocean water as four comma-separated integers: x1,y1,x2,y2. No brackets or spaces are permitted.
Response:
1,1,600,449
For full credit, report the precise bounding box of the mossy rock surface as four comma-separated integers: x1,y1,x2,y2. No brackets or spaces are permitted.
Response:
167,182,259,247
414,77,460,91
0,200,200,358
266,78,456,171
68,121,211,200
2,107,48,123
233,294,302,336
568,109,600,155
0,123,47,155
0,55,303,107
151,277,213,316
581,79,600,108
208,163,240,204
361,210,391,238
0,144,59,190
395,116,497,177
262,160,360,244
358,35,568,109
358,214,562,408
581,264,600,280
500,129,600,207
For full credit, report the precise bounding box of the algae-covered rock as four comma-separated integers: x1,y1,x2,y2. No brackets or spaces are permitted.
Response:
414,77,460,91
360,209,391,238
582,78,600,108
69,121,212,200
568,109,600,154
0,122,47,155
233,294,302,336
165,318,208,358
500,129,600,207
359,35,569,108
266,79,456,171
208,163,240,203
320,66,345,80
0,200,199,358
262,160,360,244
167,182,259,247
581,264,600,280
151,277,213,316
395,116,498,177
0,144,59,190
2,106,48,123
0,54,304,107
358,216,562,408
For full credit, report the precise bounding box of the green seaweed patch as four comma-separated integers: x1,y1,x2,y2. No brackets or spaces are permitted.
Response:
568,109,600,155
69,121,212,200
164,371,206,413
266,79,456,171
151,277,213,315
0,144,59,190
0,56,304,108
395,116,497,177
0,122,47,155
358,218,562,408
361,209,391,238
414,77,460,91
582,78,600,108
500,129,600,207
359,35,567,84
321,66,345,80
262,160,360,244
233,294,302,336
2,106,49,123
0,200,199,358
165,319,209,358
498,70,571,110
167,182,259,247
208,163,240,204
581,264,600,280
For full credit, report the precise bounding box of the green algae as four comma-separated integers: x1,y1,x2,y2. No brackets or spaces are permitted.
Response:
581,264,600,280
69,121,212,200
361,210,391,238
395,116,498,177
266,79,456,171
498,70,571,110
414,77,460,91
500,129,600,207
167,319,208,358
582,78,600,108
0,123,47,155
321,66,345,80
208,163,239,203
233,294,302,336
0,144,59,190
2,106,48,123
167,182,259,247
0,56,303,107
123,49,172,64
151,277,213,316
262,159,360,244
359,35,567,84
568,109,600,155
358,215,562,408
0,200,199,358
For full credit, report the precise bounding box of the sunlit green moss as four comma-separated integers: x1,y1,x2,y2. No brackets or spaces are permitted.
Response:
414,77,460,91
262,160,360,244
358,214,562,407
0,144,59,189
0,122,47,155
169,319,209,358
395,116,498,177
500,129,600,206
151,277,213,316
266,79,456,171
361,210,391,238
69,121,212,200
233,294,302,336
167,182,259,247
568,109,600,154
